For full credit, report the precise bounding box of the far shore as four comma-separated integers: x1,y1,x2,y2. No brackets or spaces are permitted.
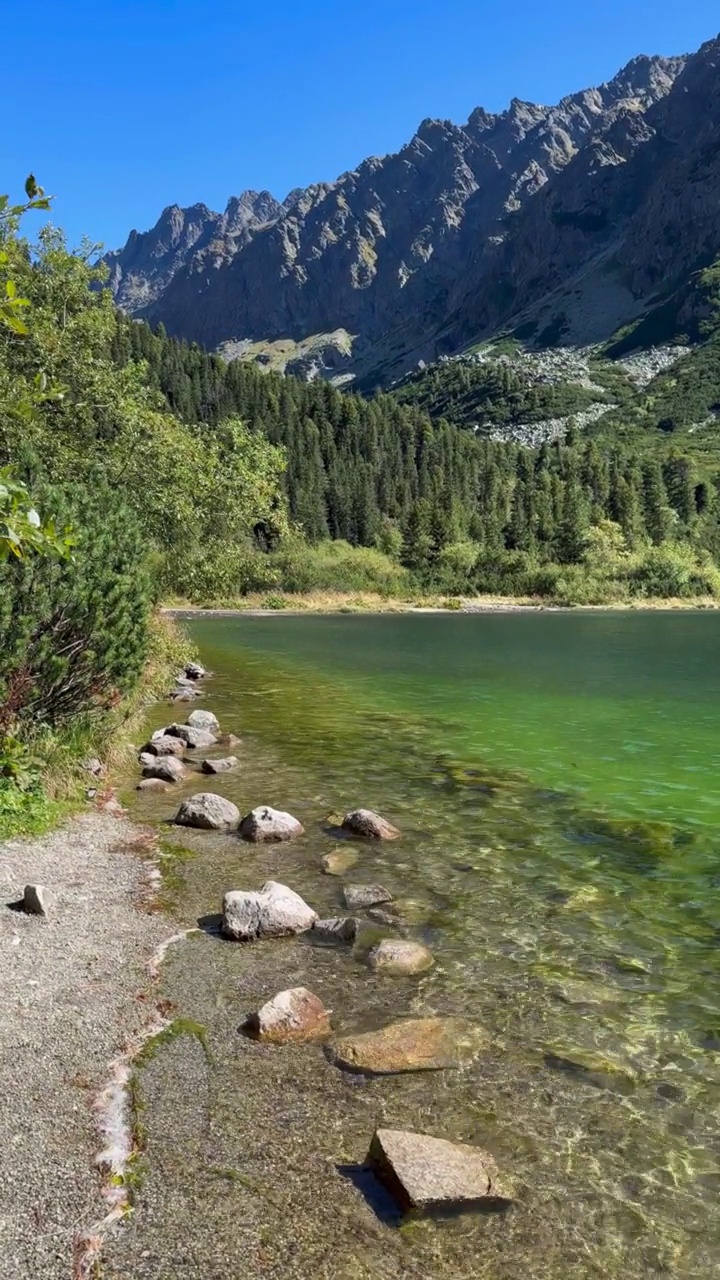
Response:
161,592,720,618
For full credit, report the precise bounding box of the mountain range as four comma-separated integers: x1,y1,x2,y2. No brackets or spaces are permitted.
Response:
105,34,720,388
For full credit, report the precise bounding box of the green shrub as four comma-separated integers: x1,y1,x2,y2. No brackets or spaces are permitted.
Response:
0,482,152,730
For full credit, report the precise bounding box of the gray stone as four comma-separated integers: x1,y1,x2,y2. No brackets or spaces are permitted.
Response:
239,806,304,843
201,756,239,774
141,735,186,758
367,1128,511,1215
169,687,203,702
83,757,106,779
22,884,52,917
174,792,240,830
367,940,434,975
187,709,220,732
136,778,171,793
185,661,207,680
141,756,186,784
165,723,218,750
341,809,400,840
242,987,331,1043
312,917,360,945
343,883,393,910
222,881,317,941
138,751,156,768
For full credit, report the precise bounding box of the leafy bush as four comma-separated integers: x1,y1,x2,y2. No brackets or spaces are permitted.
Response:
0,483,152,730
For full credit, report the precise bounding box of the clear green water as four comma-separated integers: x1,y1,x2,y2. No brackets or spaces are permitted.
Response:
113,614,720,1280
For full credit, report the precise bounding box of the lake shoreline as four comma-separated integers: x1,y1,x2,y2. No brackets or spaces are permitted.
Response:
163,595,720,618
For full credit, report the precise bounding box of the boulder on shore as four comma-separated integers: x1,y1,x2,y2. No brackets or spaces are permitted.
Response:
312,917,360,945
341,809,400,840
141,735,186,758
239,806,304,843
21,884,53,917
174,793,240,830
367,940,433,975
242,987,331,1043
187,709,220,732
201,756,239,775
343,883,393,911
328,1017,485,1075
142,756,185,784
165,723,218,750
367,1128,511,1216
222,881,317,941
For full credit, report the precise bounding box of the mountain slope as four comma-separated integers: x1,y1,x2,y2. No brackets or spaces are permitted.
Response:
105,49,692,382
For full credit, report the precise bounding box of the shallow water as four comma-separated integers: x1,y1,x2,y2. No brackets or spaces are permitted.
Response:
110,613,720,1280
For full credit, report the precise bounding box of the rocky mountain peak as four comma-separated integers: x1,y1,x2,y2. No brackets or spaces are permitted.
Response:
105,38,716,385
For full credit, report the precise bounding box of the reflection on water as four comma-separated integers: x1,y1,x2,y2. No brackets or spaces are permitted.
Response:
110,615,720,1280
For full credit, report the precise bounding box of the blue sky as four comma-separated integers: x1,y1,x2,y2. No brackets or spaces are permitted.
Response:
4,1,718,250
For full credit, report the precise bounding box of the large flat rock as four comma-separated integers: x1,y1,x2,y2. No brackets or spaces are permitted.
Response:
368,1128,511,1216
329,1017,485,1074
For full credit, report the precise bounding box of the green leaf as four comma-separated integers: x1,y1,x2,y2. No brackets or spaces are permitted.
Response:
5,280,16,299
24,174,39,199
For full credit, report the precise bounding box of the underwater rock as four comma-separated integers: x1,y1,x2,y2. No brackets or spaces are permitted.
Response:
343,884,393,910
367,940,434,975
341,809,400,840
201,756,239,774
242,987,331,1043
169,687,203,702
321,849,359,876
136,777,171,793
367,1128,511,1216
21,884,53,917
329,1017,484,1074
141,735,186,758
174,793,240,830
552,978,624,1007
187,709,220,732
222,881,317,941
165,724,218,750
142,756,186,783
367,908,401,929
312,917,360,945
239,806,304,843
544,1045,637,1091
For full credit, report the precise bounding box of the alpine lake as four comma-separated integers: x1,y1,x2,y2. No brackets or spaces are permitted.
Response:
108,612,720,1280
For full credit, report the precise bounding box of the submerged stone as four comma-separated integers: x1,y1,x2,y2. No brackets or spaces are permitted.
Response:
329,1017,484,1075
242,987,331,1044
367,1128,511,1216
321,849,359,876
343,884,393,910
367,940,434,975
341,809,400,840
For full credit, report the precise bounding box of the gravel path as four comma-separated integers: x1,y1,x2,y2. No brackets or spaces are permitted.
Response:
0,809,169,1279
